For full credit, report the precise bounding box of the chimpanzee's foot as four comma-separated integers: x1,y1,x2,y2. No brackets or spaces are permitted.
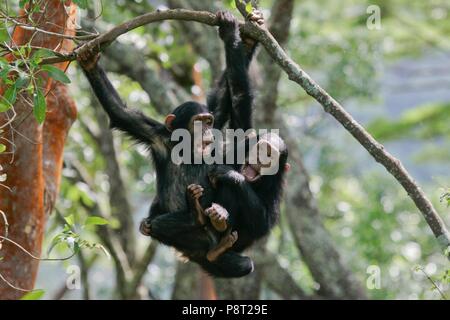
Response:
205,203,229,232
187,184,206,226
206,231,238,262
139,218,152,236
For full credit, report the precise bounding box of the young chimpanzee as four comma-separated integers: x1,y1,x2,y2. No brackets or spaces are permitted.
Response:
78,11,262,277
193,132,290,262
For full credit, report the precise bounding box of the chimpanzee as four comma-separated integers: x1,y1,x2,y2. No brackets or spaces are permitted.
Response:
79,11,263,277
190,132,290,262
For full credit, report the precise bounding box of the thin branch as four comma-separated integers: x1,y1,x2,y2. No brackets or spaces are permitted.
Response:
417,266,448,300
0,271,33,292
0,11,97,41
0,235,76,261
0,210,9,245
255,250,313,299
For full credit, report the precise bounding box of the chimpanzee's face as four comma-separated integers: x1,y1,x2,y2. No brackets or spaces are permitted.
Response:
190,113,214,155
242,137,281,182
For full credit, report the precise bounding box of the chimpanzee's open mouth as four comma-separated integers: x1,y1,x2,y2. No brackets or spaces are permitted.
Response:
202,139,213,150
242,163,261,182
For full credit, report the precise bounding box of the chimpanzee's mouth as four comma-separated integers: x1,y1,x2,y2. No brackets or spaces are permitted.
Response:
202,139,213,150
242,163,261,182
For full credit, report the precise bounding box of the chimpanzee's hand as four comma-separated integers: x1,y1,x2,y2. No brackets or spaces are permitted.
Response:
187,184,206,226
216,10,238,41
187,184,204,200
77,44,100,71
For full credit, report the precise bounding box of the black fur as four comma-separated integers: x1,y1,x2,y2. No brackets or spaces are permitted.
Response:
209,134,288,252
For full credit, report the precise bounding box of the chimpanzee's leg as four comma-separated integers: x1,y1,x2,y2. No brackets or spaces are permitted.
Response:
140,211,214,253
206,229,238,262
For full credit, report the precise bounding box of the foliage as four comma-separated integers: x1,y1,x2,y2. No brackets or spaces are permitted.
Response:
368,103,450,141
20,289,45,300
47,213,110,259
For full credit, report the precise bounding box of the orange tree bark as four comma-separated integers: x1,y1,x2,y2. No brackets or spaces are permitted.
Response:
0,0,77,299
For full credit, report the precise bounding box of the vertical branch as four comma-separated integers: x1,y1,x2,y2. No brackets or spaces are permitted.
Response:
89,96,136,264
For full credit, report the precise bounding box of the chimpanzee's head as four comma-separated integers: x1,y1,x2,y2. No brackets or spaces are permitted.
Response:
165,101,214,155
242,132,290,183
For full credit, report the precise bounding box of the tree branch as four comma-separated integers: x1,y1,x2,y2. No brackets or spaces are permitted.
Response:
254,250,313,300
127,241,158,296
90,96,137,264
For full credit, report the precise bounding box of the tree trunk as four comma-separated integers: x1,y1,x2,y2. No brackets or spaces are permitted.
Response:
0,0,77,299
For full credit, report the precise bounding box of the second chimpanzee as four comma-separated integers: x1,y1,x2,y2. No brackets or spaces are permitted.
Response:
192,132,290,262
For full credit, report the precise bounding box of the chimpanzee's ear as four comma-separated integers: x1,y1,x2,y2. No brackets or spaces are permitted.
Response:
165,114,176,131
284,163,291,172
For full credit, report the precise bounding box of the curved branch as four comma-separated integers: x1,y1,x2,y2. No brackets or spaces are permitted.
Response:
40,9,221,65
39,9,448,254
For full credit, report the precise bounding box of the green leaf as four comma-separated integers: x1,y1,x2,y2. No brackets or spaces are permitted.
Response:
47,234,63,256
85,216,109,226
5,85,17,104
32,48,55,59
19,0,29,9
0,68,10,81
0,26,10,42
64,214,75,227
21,289,45,300
33,87,46,124
15,74,29,89
31,49,56,65
0,85,17,112
41,65,70,84
245,2,253,13
0,144,6,153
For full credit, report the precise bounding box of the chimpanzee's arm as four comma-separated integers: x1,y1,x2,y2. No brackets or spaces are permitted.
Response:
82,62,165,145
208,11,256,131
208,36,257,127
